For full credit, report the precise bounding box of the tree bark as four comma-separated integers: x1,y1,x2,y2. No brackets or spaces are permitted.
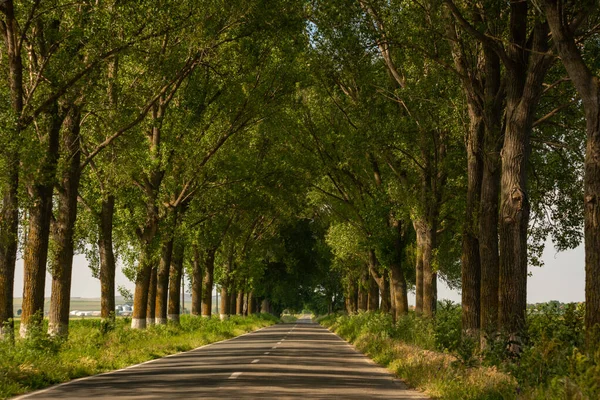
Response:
146,267,157,327
367,273,379,311
247,291,254,315
99,196,116,321
168,241,184,325
0,0,23,339
156,236,174,325
367,249,390,312
201,247,216,317
542,0,600,348
48,107,82,337
236,291,243,315
461,102,483,335
413,220,426,315
20,105,63,337
191,244,202,316
220,285,230,320
390,220,408,320
422,220,437,317
132,245,154,330
498,12,551,343
357,267,368,311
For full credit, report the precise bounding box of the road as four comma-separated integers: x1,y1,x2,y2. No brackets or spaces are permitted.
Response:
15,316,429,399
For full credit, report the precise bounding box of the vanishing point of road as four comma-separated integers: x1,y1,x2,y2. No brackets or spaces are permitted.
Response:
15,317,429,399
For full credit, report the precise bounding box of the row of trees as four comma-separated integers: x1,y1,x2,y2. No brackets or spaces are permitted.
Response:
1,0,599,354
300,0,599,352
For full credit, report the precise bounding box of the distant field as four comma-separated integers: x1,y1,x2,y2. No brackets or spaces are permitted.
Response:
12,297,220,315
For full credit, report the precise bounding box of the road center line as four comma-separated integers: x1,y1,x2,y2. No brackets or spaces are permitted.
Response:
229,372,242,379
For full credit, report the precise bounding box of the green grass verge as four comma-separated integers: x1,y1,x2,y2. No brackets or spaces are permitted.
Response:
319,312,518,400
0,314,278,399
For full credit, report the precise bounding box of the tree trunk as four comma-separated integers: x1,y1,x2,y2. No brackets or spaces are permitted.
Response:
156,236,174,325
367,273,379,311
0,0,22,339
479,130,502,343
380,273,391,313
191,244,202,316
461,103,483,336
236,291,243,315
0,165,18,339
201,247,216,317
146,267,157,327
390,220,408,320
247,292,254,315
220,286,230,320
48,107,82,337
168,242,184,325
99,196,116,321
368,249,390,312
357,268,368,311
413,220,425,315
132,245,154,330
542,0,600,349
422,221,437,317
498,16,551,344
20,106,63,337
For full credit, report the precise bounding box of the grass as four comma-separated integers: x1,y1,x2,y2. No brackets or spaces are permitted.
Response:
318,306,600,400
0,313,278,399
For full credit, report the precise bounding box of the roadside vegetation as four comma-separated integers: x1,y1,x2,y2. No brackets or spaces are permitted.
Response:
319,305,600,400
0,314,278,399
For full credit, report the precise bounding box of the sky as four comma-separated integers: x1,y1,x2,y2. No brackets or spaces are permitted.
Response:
13,239,585,305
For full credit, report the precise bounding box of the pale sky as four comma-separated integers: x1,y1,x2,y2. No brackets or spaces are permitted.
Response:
13,239,585,305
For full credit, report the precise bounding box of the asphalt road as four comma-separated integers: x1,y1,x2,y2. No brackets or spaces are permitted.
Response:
15,316,429,399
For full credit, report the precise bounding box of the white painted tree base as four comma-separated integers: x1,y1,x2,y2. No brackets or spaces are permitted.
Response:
219,314,229,321
155,318,167,325
167,314,180,323
131,318,146,329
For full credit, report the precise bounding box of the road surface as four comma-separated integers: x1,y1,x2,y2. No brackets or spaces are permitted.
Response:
15,316,429,399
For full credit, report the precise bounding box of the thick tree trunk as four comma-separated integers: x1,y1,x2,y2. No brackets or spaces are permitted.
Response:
498,16,550,344
99,196,116,321
461,104,483,335
168,242,184,325
156,237,174,325
422,222,437,317
368,249,390,312
220,286,230,320
228,291,236,315
0,165,18,339
48,108,82,337
247,292,254,315
479,132,502,342
236,291,243,315
20,107,63,337
191,244,202,316
357,268,368,311
0,0,22,339
542,0,600,348
201,248,216,317
414,220,425,315
367,273,379,311
380,274,391,313
146,267,157,327
132,245,154,329
390,220,408,320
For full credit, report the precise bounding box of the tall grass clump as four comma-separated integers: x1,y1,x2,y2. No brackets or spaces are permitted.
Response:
0,313,277,399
